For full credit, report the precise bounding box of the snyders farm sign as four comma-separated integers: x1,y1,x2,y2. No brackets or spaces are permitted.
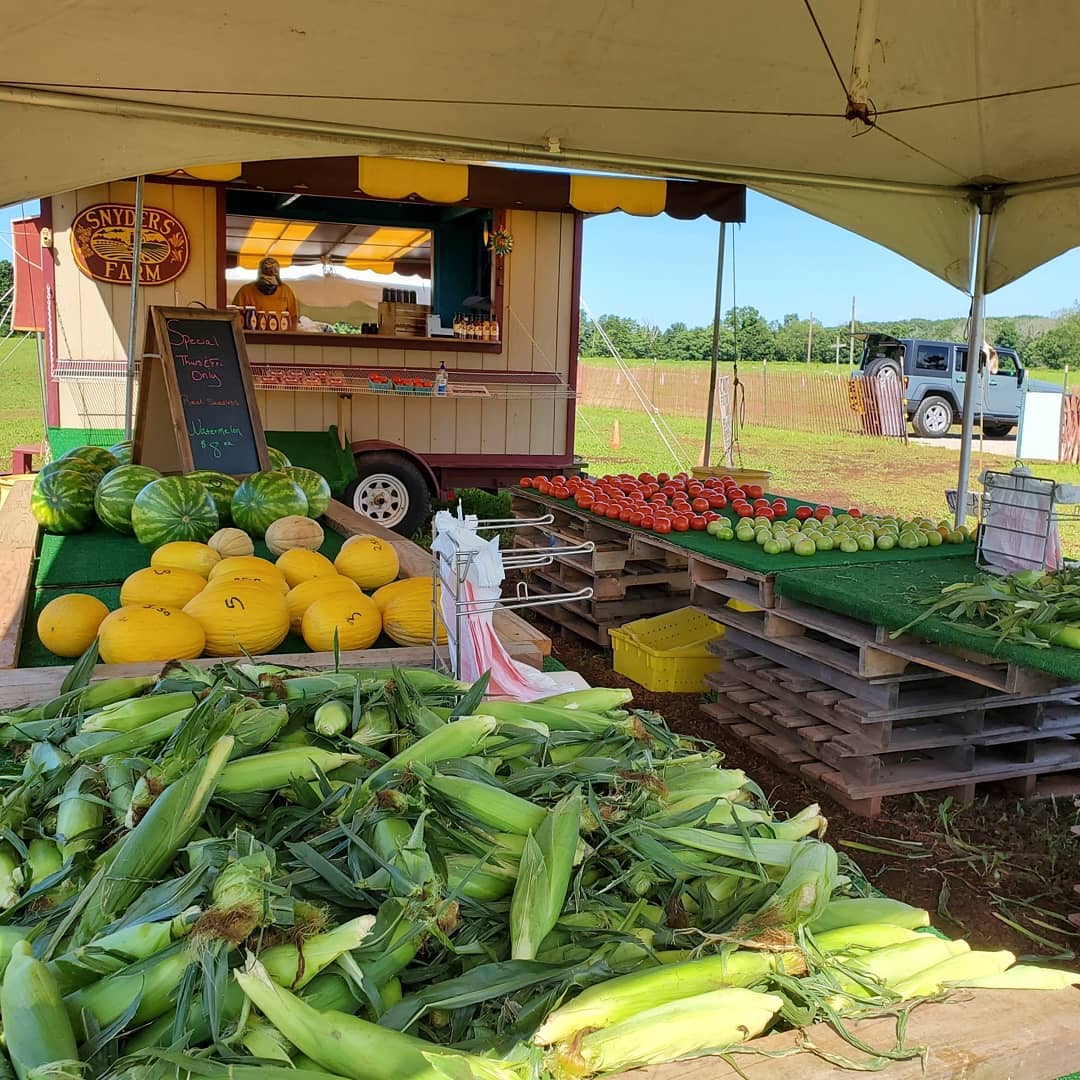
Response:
71,204,189,285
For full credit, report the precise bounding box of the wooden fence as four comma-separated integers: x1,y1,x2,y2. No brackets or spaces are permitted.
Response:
1061,394,1080,464
577,364,907,440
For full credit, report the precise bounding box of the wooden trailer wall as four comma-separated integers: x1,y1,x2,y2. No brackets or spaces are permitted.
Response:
48,179,579,462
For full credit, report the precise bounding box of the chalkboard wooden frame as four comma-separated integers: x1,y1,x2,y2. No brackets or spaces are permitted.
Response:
134,306,270,476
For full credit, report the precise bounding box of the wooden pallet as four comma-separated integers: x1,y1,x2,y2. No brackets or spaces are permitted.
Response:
689,551,776,609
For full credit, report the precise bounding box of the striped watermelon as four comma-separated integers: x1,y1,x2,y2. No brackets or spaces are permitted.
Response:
31,466,96,534
285,466,331,518
267,447,291,471
94,464,161,534
108,440,134,466
131,476,219,548
231,471,308,537
39,458,105,488
190,470,240,523
62,445,119,473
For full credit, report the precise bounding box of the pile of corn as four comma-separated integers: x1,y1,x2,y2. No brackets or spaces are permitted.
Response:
0,660,1074,1080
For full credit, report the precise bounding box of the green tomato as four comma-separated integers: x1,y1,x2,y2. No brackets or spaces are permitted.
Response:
815,534,835,551
794,538,817,557
876,533,896,550
775,535,793,553
706,520,725,536
839,537,859,554
857,534,875,551
763,539,781,555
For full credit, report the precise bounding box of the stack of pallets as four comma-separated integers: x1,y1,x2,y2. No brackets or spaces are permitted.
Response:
696,592,1080,817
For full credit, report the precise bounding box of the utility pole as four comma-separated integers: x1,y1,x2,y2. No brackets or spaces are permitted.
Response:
848,296,857,366
806,312,813,363
835,335,841,364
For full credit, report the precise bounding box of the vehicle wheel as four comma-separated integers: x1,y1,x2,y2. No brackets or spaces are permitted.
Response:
865,357,902,383
344,452,432,537
912,395,954,437
981,420,1014,438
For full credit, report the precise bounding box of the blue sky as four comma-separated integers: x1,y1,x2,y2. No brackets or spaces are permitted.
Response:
6,191,1080,328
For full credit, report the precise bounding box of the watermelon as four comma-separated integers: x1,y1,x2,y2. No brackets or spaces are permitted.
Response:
62,445,119,473
94,464,162,534
131,476,219,548
285,466,332,518
109,440,134,466
30,467,96,534
231,471,308,537
39,458,105,487
190,470,240,523
267,447,291,471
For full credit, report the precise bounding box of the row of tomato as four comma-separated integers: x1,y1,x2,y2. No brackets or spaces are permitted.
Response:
519,471,863,535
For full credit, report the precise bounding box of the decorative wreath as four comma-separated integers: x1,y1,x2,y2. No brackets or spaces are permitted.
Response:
489,228,513,257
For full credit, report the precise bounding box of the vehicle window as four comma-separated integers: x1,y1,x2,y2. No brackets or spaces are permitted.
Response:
861,341,904,369
915,344,949,373
993,352,1018,377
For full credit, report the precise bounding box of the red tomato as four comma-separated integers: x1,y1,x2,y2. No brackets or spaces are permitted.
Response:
795,506,813,521
519,477,533,488
719,474,734,484
641,514,655,530
703,511,720,524
757,507,775,521
616,507,631,522
772,500,788,515
745,485,764,500
551,486,569,500
753,499,771,510
708,494,728,510
628,510,645,527
848,507,862,518
814,505,832,521
691,497,710,513
577,497,594,510
537,481,552,496
657,472,671,484
672,515,690,532
638,472,656,484
552,475,567,486
731,499,750,512
736,504,755,518
690,514,707,530
643,483,660,498
687,483,705,497
533,476,549,487
606,505,622,520
592,502,609,516
654,518,672,534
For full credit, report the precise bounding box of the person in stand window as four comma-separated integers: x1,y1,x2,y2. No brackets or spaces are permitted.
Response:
232,256,299,323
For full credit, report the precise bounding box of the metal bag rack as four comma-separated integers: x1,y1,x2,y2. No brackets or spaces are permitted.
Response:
977,468,1080,572
431,511,595,676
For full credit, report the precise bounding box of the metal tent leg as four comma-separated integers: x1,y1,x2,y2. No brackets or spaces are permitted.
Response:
702,222,727,467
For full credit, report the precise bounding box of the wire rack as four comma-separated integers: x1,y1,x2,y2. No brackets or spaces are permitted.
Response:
431,511,594,678
977,469,1080,571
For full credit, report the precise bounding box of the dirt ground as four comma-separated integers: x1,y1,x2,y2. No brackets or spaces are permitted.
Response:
544,626,1080,961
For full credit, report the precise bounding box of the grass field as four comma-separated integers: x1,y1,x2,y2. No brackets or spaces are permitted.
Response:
580,355,1075,388
0,337,43,473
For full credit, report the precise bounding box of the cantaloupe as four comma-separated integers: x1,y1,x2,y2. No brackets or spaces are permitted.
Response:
208,527,254,558
382,581,447,646
98,605,206,663
301,592,382,652
334,535,400,590
265,516,324,557
208,556,289,594
150,541,221,578
120,566,207,609
285,575,361,633
37,594,109,658
183,581,289,657
275,548,337,589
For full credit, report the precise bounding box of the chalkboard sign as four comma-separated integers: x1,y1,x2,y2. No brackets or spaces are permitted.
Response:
134,307,269,476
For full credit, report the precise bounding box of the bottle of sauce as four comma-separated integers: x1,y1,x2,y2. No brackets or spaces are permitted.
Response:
435,361,449,397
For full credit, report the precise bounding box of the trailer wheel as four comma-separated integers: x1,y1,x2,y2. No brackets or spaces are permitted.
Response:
344,453,432,537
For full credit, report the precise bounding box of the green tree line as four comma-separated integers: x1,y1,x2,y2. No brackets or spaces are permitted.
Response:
579,306,1080,369
0,260,12,333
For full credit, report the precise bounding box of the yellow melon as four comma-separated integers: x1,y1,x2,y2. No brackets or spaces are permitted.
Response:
150,541,221,579
98,605,205,664
302,591,382,652
208,556,289,594
208,527,255,559
183,581,289,657
382,583,447,647
372,576,437,614
120,566,207,609
37,593,110,658
265,516,325,557
285,575,360,633
334,535,400,590
276,548,337,589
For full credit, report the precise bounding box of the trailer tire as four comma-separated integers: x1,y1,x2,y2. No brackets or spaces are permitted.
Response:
344,453,432,537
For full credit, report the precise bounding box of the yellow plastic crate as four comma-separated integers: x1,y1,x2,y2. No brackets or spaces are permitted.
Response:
691,466,773,485
609,607,725,693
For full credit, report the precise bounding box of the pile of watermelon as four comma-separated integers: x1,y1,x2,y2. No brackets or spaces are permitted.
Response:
30,443,334,549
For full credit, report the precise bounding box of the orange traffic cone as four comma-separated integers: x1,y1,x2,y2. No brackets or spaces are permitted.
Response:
610,420,622,450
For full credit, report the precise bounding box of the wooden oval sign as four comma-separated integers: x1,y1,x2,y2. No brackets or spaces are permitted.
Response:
70,203,189,286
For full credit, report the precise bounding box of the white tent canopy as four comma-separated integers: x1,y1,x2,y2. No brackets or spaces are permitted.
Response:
4,0,1080,292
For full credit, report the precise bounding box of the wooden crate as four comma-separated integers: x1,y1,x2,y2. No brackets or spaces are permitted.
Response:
0,490,551,709
377,301,429,338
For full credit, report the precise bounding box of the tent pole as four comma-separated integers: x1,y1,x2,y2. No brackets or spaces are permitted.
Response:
954,201,992,529
702,221,727,467
123,174,145,441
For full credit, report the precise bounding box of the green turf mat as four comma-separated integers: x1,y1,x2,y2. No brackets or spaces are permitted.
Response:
36,525,346,589
265,428,357,497
46,427,124,459
774,558,1080,683
524,491,975,574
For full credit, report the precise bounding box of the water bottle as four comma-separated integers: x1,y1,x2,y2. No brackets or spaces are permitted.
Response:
435,361,449,397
